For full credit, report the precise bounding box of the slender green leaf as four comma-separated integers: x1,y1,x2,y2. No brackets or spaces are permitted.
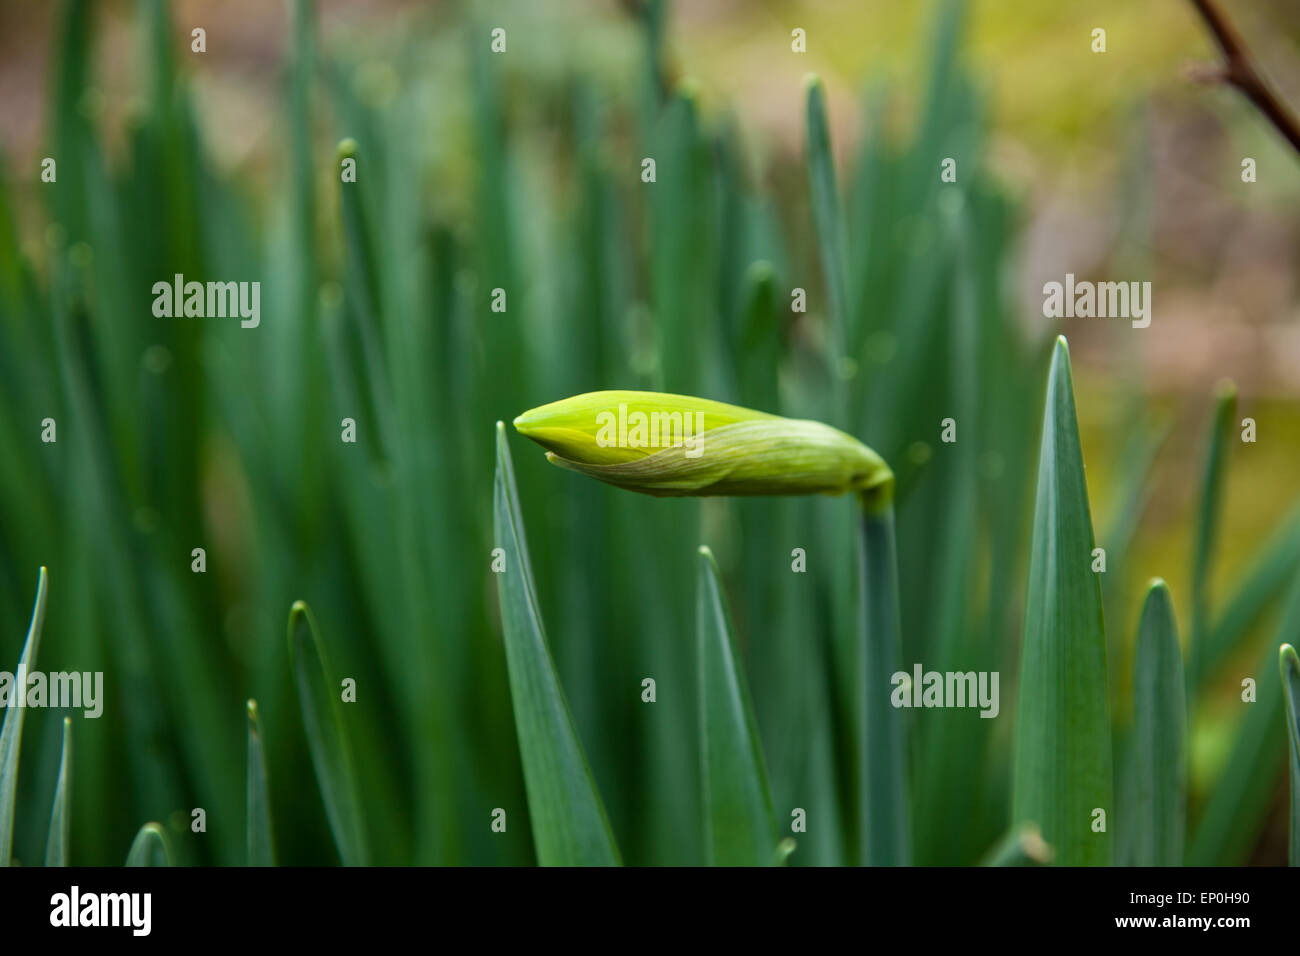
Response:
696,546,780,865
335,137,396,457
860,503,910,865
638,0,667,116
648,88,712,394
44,717,72,866
0,566,48,866
1190,381,1236,687
1280,644,1300,866
804,74,849,373
735,260,780,412
1189,569,1300,864
771,837,797,866
1013,337,1112,866
1132,580,1186,866
125,822,172,866
492,422,620,866
288,601,368,866
246,699,274,867
911,198,985,865
980,824,1053,866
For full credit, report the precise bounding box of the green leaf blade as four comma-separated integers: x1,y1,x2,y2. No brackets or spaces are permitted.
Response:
1013,338,1112,866
493,422,620,866
1189,570,1300,864
696,546,780,866
803,74,849,368
246,699,275,867
1132,580,1186,866
0,566,48,866
125,823,173,867
288,601,368,866
44,717,72,867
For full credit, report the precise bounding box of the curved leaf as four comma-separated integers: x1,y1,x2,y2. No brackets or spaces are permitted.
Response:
246,699,274,867
493,422,620,866
1189,570,1300,864
0,566,48,866
125,822,172,866
44,717,72,866
289,601,368,866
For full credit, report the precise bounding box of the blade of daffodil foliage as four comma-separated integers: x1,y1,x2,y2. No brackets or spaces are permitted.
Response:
125,823,172,867
1132,580,1186,866
1013,338,1112,866
697,546,782,865
288,601,369,866
44,717,72,866
247,700,275,867
0,567,48,867
494,422,621,866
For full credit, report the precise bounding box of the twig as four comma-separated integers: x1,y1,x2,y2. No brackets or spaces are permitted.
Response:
1187,0,1300,156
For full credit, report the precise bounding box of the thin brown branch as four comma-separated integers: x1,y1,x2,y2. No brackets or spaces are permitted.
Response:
1188,0,1300,156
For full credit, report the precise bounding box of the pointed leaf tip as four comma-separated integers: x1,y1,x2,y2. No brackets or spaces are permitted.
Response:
771,838,797,866
286,600,367,865
697,545,780,865
125,823,173,867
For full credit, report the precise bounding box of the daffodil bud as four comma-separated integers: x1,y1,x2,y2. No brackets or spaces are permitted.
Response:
513,390,892,508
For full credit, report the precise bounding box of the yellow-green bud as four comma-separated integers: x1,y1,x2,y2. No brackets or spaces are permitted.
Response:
513,390,893,508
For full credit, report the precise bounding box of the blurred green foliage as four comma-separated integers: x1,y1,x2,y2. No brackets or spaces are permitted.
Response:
0,0,1296,866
